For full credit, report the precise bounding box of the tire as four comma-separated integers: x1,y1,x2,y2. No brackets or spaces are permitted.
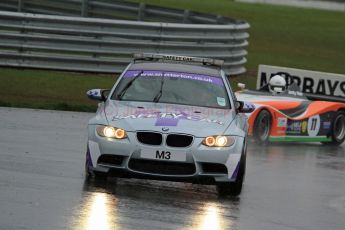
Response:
323,111,345,146
217,145,247,197
94,171,108,181
253,110,272,144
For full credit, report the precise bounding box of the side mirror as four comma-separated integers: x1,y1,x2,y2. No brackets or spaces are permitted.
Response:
86,89,110,101
235,101,255,113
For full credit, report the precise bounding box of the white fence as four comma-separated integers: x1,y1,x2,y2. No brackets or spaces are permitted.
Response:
0,0,250,75
236,0,345,12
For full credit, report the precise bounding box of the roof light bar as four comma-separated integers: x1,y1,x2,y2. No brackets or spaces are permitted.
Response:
133,53,224,67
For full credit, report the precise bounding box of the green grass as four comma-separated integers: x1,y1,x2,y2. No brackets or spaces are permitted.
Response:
0,68,116,112
1,0,344,111
0,67,256,111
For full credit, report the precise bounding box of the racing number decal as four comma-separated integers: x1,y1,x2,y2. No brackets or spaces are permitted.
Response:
156,150,171,160
307,115,321,137
310,118,317,131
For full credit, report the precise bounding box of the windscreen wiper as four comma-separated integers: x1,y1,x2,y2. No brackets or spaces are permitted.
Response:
153,73,165,103
117,70,144,100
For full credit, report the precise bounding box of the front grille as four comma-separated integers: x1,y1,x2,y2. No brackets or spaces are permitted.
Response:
128,159,196,175
166,134,193,147
201,163,228,174
137,132,162,145
97,154,124,166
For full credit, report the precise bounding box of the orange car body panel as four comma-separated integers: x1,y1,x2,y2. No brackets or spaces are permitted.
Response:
237,91,345,139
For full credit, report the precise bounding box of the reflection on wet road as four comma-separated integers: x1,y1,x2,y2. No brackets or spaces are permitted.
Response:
0,108,344,230
76,191,117,230
74,178,239,230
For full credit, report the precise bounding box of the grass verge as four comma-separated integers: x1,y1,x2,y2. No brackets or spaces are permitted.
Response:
0,68,116,112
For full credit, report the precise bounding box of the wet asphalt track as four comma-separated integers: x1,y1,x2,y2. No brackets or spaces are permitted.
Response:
0,107,344,230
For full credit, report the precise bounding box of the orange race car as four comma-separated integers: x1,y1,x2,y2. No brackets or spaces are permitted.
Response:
235,76,345,145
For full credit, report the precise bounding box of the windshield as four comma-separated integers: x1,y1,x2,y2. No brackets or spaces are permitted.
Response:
111,70,231,109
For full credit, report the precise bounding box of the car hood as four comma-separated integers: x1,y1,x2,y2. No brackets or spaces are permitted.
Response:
95,101,235,137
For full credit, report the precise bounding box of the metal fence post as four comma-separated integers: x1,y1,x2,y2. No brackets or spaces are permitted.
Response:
81,0,88,17
216,15,224,24
138,3,145,21
18,0,23,12
183,10,190,23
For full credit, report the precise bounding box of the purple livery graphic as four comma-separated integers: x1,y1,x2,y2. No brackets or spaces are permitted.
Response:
112,111,225,126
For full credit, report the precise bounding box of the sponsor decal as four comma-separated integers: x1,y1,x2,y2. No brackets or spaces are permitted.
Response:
87,89,99,96
323,121,331,129
277,117,287,127
217,97,226,106
123,70,224,86
287,90,304,97
163,55,193,62
301,121,308,133
257,65,345,98
286,120,302,134
111,112,225,126
243,102,255,112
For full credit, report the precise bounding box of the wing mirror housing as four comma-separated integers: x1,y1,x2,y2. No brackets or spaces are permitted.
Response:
236,101,255,113
86,89,110,101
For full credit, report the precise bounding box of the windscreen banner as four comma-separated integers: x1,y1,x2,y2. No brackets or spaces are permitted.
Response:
257,65,345,98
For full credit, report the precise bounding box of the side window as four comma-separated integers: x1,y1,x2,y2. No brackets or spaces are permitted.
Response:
221,71,237,104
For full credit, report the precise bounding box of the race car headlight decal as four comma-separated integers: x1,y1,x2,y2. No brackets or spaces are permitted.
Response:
96,125,127,139
202,136,235,147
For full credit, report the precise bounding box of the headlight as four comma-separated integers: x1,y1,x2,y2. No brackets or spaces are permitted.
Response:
202,136,235,147
96,125,127,139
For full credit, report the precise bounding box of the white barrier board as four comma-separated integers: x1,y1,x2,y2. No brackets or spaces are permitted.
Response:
257,65,345,98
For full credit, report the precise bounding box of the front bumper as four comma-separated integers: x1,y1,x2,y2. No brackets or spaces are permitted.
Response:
87,125,244,184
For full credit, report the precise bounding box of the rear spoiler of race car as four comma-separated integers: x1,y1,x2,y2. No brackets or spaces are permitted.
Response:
133,53,224,67
304,93,345,103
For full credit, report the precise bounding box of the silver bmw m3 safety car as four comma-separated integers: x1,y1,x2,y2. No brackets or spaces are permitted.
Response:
85,53,254,196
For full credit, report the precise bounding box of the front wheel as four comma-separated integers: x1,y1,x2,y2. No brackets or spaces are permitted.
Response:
253,110,272,144
323,111,345,146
